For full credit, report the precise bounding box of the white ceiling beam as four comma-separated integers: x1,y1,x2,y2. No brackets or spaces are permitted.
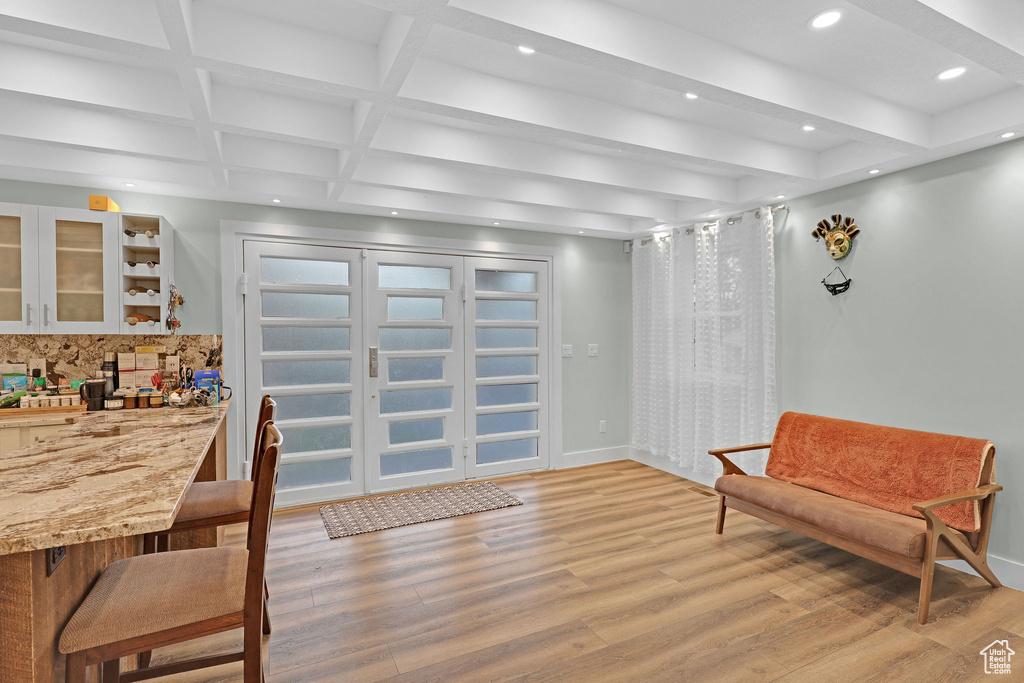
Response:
399,59,818,178
155,0,227,189
220,133,340,179
371,115,739,202
932,89,1024,146
341,183,635,235
0,42,190,118
848,0,1024,85
0,95,204,161
444,0,932,151
188,1,378,91
228,169,328,200
328,3,447,201
0,11,170,60
0,137,214,186
207,81,354,147
353,155,679,218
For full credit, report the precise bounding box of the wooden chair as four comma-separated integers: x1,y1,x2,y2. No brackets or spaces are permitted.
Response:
143,396,276,642
144,396,276,554
59,422,283,682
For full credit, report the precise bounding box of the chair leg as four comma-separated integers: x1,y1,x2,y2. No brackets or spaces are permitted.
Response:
102,658,120,683
65,652,87,683
715,496,727,534
262,590,272,635
156,533,169,553
244,620,264,683
137,650,152,670
142,532,155,555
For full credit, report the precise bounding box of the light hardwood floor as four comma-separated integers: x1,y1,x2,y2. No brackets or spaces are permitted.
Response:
151,461,1024,681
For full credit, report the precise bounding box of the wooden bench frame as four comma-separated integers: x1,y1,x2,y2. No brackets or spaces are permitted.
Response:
710,442,1002,624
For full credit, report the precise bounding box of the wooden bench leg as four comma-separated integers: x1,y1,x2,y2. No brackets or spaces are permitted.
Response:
918,531,940,624
715,496,727,534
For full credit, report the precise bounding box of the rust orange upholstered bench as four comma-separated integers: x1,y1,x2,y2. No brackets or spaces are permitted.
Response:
711,411,1002,624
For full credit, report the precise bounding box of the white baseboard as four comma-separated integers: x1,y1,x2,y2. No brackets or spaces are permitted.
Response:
630,448,719,487
629,448,1024,591
940,555,1024,592
556,445,631,470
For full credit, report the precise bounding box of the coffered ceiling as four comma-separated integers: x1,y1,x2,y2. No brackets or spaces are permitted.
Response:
0,0,1021,238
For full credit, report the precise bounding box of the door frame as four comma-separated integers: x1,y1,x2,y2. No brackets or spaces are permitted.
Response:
221,219,563,505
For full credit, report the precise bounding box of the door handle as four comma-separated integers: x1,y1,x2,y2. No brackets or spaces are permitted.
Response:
43,303,50,326
369,346,379,378
25,303,31,326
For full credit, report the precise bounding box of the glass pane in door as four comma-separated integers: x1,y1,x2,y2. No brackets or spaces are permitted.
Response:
0,215,21,321
55,220,104,322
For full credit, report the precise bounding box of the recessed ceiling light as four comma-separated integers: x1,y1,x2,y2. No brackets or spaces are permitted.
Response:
809,10,843,29
493,221,500,225
868,169,880,175
390,211,398,215
775,194,786,200
1000,132,1017,139
578,230,585,235
271,198,281,203
122,182,136,188
685,93,699,100
802,125,815,132
937,66,966,80
517,45,536,55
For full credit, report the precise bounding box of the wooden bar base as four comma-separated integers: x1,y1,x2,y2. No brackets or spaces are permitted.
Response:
0,419,227,682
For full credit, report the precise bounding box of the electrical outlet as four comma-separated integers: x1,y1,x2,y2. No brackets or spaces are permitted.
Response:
599,420,607,433
588,344,599,357
46,545,66,577
562,344,573,358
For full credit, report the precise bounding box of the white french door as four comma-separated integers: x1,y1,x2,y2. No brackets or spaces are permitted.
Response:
243,241,551,505
243,241,364,506
364,251,466,492
465,258,549,478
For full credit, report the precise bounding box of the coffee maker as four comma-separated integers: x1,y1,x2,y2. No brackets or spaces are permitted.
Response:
80,379,106,412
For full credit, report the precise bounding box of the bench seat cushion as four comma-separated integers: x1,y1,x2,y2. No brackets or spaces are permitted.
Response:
765,412,993,533
715,475,970,558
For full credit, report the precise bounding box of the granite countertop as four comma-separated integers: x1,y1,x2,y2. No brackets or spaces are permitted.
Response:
0,401,230,555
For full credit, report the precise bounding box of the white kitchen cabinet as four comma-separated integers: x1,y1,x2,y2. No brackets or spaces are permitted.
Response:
0,202,40,334
37,206,121,334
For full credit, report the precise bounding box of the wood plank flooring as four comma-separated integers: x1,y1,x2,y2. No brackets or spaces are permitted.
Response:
150,461,1024,681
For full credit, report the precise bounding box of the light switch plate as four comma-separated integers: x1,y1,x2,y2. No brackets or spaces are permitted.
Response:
599,420,607,433
561,344,573,358
588,344,599,357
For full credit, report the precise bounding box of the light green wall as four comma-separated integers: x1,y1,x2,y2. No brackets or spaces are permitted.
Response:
776,137,1024,565
0,179,631,455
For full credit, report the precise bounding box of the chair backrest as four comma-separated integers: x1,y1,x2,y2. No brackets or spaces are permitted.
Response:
249,396,276,482
766,411,993,532
245,422,282,627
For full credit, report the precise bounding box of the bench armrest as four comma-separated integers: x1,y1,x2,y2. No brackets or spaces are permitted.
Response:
911,484,1003,513
707,443,771,477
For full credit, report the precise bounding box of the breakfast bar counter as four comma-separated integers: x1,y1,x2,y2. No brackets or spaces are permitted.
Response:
0,402,231,682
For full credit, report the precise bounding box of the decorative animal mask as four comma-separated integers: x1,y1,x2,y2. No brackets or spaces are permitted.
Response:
813,215,860,260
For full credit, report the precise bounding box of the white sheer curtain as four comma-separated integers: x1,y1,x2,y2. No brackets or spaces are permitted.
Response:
632,209,776,475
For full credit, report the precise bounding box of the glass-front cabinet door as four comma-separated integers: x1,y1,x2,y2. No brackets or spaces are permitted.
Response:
0,203,39,334
37,207,119,334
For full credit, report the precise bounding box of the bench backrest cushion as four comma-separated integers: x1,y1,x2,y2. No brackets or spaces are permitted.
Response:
766,412,993,533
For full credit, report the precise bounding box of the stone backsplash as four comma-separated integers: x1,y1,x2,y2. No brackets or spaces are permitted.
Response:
0,334,222,383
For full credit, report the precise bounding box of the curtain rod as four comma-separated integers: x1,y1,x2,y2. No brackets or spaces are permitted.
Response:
637,205,788,245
